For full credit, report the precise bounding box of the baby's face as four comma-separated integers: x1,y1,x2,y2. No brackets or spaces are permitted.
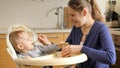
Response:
19,32,34,52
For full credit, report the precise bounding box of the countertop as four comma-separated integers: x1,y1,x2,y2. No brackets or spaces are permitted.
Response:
110,28,120,35
33,28,72,33
0,28,120,35
0,28,72,34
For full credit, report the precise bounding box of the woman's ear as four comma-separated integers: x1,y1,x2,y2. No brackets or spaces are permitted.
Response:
17,44,24,50
82,8,87,16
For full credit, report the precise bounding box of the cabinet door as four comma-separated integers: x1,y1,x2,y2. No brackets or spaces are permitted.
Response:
0,34,17,68
63,33,70,41
43,33,64,44
0,34,7,50
64,7,74,28
112,35,120,46
110,48,120,68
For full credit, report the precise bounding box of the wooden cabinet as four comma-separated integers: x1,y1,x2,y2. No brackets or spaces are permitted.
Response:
64,7,74,28
110,48,120,68
43,32,70,44
110,34,120,68
0,34,17,68
63,33,70,41
112,34,120,46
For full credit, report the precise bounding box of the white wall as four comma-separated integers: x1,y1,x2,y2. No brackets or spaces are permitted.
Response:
0,0,117,29
97,0,120,15
0,0,69,29
115,0,120,14
97,0,107,15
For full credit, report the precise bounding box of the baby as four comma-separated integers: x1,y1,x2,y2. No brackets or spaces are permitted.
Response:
9,30,61,59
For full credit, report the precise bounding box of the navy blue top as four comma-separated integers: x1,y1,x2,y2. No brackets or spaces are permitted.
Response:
66,21,116,68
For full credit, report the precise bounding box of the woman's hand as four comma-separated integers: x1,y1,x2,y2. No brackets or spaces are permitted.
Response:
38,34,51,45
61,45,83,57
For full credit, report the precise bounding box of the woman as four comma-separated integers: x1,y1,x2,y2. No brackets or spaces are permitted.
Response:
61,0,116,68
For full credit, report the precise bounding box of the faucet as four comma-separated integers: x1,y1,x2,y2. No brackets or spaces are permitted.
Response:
46,6,64,29
55,6,64,29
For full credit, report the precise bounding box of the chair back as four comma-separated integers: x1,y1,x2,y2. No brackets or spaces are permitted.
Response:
6,25,38,59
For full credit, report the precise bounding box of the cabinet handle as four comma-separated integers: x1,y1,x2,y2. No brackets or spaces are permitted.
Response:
47,36,59,38
0,37,6,39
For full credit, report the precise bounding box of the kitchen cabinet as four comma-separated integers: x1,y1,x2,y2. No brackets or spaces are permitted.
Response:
110,34,120,68
43,32,70,44
0,34,17,68
64,7,74,28
110,47,120,68
112,34,120,46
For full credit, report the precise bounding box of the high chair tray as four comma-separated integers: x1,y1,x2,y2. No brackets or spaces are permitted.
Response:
14,52,87,66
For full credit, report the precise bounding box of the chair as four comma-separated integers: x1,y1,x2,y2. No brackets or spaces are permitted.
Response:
6,25,88,68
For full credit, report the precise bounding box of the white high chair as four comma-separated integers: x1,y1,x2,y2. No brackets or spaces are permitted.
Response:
6,25,88,68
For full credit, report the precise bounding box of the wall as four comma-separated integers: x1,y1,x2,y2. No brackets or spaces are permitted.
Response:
0,0,69,29
0,0,111,30
97,0,107,15
97,0,120,15
115,0,120,14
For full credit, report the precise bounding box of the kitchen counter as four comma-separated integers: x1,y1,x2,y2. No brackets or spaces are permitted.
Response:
33,28,72,33
0,28,72,34
0,28,120,35
110,28,120,35
0,28,8,34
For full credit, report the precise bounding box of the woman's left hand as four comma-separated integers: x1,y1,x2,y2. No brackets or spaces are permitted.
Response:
61,45,82,57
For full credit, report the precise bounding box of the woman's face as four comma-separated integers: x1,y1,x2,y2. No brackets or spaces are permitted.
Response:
69,7,87,28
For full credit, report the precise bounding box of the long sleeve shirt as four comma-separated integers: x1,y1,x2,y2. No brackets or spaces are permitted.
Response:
66,21,116,68
18,44,59,59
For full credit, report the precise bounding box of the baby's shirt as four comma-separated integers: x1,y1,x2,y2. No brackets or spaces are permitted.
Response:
18,44,59,59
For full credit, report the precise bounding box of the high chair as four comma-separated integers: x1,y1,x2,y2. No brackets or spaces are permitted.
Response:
6,25,88,68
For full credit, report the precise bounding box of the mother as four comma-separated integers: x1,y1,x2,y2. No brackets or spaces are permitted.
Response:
61,0,116,68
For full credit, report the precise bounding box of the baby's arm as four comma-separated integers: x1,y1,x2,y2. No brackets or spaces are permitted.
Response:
58,41,69,49
38,34,51,45
18,53,32,59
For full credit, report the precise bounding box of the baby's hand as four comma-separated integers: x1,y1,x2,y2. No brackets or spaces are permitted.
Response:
38,34,51,45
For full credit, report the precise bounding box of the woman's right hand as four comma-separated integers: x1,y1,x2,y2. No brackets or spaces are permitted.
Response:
61,45,82,57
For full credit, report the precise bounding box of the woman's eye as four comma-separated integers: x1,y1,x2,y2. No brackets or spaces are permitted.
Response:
70,14,75,17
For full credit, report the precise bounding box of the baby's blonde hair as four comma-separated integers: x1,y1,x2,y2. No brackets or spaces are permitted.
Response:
9,30,26,53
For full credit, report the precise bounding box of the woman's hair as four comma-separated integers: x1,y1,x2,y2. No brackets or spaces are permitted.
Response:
68,0,104,22
9,30,25,54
